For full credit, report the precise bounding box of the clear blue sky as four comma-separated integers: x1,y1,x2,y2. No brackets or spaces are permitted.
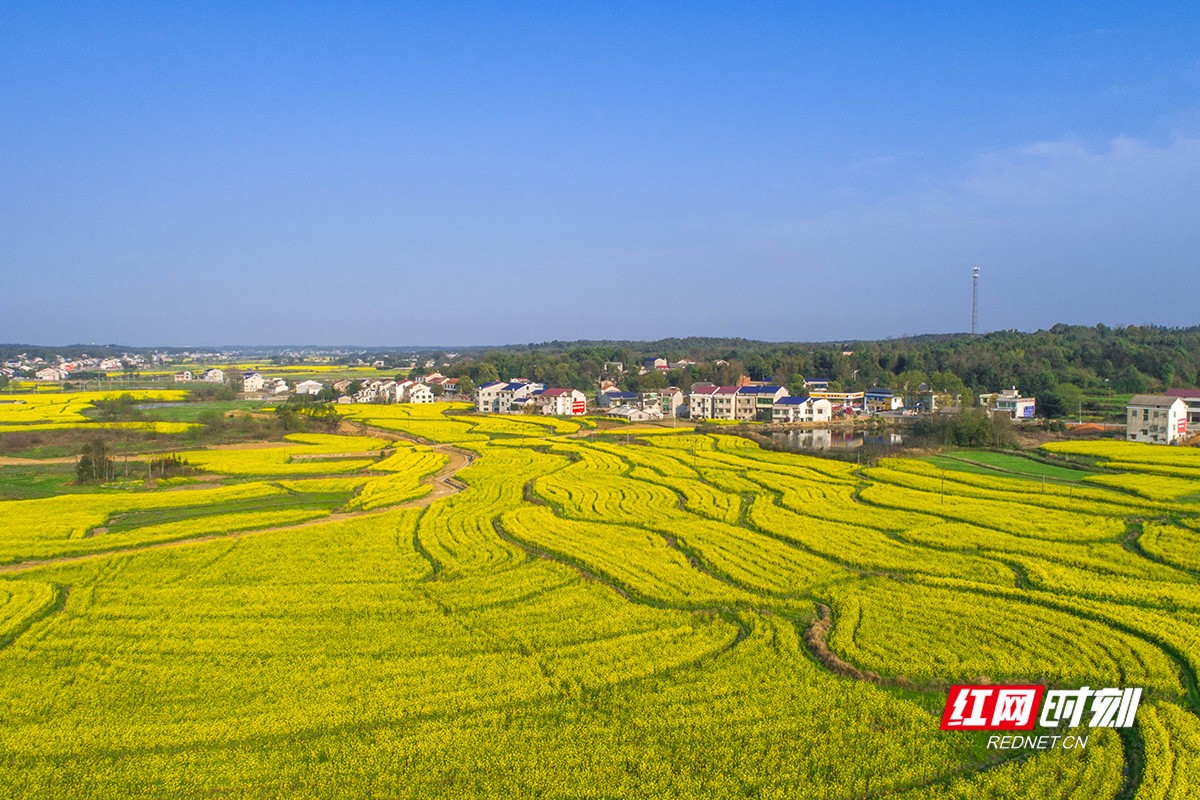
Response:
2,2,1197,346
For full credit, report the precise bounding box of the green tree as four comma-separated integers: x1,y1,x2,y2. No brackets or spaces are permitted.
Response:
473,363,500,384
1046,383,1084,419
76,439,115,484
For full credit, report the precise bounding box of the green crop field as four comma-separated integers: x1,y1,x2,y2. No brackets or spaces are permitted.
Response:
0,403,1198,798
926,450,1098,483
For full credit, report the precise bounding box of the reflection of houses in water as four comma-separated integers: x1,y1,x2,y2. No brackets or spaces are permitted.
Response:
772,429,906,451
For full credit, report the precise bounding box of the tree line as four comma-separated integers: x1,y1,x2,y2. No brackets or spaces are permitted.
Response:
420,325,1199,413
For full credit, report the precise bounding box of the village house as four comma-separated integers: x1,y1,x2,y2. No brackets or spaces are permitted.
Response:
534,388,587,416
1166,389,1200,431
982,388,1036,420
711,386,740,420
772,396,833,423
809,390,866,414
596,390,639,409
203,368,225,383
476,381,543,413
173,371,193,382
35,367,65,381
242,372,265,393
736,385,788,421
1126,395,1188,444
688,384,720,420
864,388,904,413
295,380,324,395
405,382,435,404
267,379,289,395
640,388,686,418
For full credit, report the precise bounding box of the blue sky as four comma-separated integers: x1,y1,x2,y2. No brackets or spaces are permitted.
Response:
2,2,1197,346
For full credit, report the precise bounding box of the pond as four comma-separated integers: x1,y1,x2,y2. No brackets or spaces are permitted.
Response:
769,429,907,452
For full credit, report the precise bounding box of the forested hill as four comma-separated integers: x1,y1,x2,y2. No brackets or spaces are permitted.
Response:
444,325,1200,409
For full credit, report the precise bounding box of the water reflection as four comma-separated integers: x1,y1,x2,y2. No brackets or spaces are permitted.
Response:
770,429,907,451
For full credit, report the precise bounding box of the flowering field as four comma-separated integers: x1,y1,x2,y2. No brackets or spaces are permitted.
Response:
0,390,189,432
0,409,1198,797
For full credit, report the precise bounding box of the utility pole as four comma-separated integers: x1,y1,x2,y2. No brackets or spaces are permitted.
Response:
971,265,980,336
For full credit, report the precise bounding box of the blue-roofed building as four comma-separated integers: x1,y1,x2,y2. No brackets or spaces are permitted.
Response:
805,378,830,391
476,379,543,413
736,384,788,421
772,395,833,423
596,390,639,409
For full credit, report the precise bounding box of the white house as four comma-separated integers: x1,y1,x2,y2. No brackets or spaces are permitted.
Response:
203,368,225,383
359,379,400,403
476,380,542,413
688,384,720,420
772,396,833,423
984,387,1036,420
35,367,65,381
268,379,289,395
476,381,505,412
295,380,324,396
405,383,435,404
1166,389,1200,431
641,388,687,418
1126,395,1188,444
534,388,587,416
173,371,193,382
242,372,265,393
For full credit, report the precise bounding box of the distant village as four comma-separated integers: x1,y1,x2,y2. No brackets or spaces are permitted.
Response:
6,350,1197,447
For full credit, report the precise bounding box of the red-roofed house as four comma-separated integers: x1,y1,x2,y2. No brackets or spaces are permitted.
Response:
711,386,740,420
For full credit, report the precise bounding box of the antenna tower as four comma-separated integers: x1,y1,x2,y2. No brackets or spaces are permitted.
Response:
971,265,980,336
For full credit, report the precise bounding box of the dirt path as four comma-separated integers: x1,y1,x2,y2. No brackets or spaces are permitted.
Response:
0,455,79,466
0,440,295,467
0,422,475,575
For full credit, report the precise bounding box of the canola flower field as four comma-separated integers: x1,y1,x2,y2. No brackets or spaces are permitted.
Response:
0,390,196,434
0,403,1198,798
